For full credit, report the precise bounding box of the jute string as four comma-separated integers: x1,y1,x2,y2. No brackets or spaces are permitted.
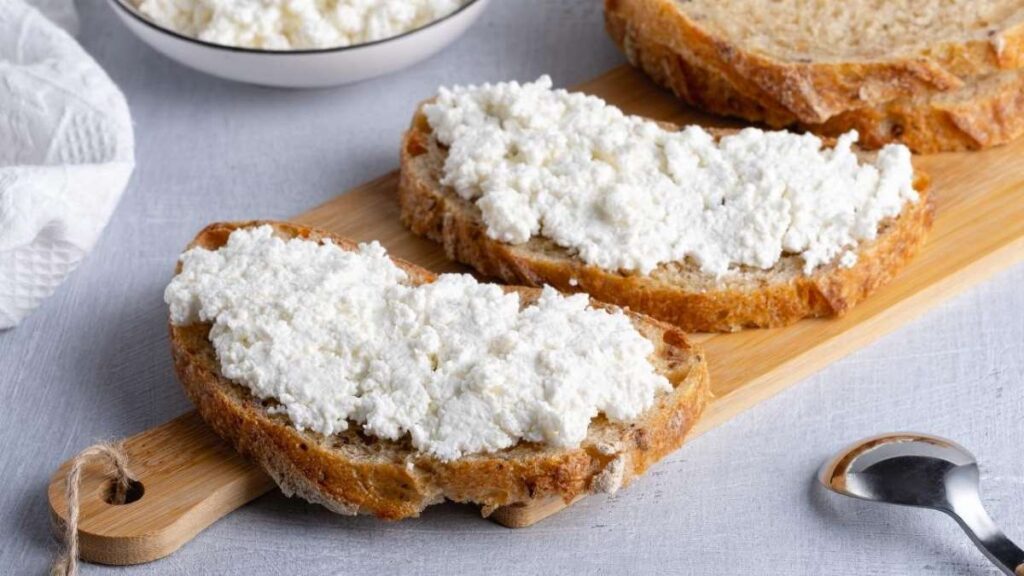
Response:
51,443,135,576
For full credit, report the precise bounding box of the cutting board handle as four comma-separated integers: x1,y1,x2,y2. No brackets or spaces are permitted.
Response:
48,411,568,566
48,412,275,566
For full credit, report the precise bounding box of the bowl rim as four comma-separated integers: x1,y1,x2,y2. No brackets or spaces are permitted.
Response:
107,0,487,56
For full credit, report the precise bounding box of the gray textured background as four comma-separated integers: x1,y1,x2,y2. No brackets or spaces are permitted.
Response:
3,1,1023,574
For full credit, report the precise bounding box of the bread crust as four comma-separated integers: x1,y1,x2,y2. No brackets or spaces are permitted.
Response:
605,0,1024,125
398,108,933,333
169,221,712,520
819,75,1024,152
605,4,1024,152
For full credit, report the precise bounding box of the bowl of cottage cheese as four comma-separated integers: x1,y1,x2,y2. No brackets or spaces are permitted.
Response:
107,0,490,87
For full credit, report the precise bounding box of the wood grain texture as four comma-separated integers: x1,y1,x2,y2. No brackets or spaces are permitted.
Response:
48,413,275,566
488,495,585,528
47,64,1024,565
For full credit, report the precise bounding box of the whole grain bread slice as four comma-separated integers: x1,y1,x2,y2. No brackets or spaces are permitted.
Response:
818,72,1024,152
604,0,1024,124
169,221,711,520
398,107,933,333
606,3,1024,152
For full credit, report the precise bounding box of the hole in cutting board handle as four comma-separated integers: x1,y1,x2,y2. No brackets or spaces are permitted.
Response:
103,478,145,505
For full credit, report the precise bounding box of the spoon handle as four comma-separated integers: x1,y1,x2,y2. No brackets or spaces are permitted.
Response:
955,520,1024,576
947,496,1024,576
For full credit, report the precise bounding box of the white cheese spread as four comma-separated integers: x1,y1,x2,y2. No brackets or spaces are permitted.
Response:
423,76,919,276
165,226,670,461
133,0,468,50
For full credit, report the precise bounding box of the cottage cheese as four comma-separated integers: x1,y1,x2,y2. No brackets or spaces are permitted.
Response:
165,226,670,461
134,0,468,50
424,76,919,276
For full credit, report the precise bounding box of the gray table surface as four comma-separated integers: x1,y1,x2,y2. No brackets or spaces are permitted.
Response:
3,1,1023,574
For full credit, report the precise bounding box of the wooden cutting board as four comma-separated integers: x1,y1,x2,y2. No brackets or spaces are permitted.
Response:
49,65,1024,566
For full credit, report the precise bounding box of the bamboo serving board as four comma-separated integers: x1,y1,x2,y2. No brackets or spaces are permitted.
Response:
49,66,1024,566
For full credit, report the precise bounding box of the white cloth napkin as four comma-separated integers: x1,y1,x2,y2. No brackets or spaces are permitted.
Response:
0,0,135,329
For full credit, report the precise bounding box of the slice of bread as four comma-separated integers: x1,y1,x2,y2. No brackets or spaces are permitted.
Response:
607,3,1024,152
604,0,1024,124
399,107,933,333
819,72,1024,153
169,221,711,520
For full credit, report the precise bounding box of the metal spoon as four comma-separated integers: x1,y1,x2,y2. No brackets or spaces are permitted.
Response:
819,433,1024,575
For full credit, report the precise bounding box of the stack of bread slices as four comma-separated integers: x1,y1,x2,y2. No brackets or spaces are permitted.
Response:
605,0,1024,152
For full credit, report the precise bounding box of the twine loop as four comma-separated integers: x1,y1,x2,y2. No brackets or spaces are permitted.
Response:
51,442,135,576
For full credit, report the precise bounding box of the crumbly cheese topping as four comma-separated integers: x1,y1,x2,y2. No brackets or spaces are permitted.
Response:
134,0,468,50
165,226,670,461
423,76,919,276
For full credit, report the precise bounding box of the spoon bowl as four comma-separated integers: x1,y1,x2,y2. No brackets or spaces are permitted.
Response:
819,433,975,509
819,433,1024,575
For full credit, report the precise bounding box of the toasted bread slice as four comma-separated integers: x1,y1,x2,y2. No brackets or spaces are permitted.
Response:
606,4,1024,152
604,0,1024,124
398,107,933,333
169,221,711,520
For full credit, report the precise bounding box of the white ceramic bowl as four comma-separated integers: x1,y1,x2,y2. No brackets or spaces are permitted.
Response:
107,0,491,88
